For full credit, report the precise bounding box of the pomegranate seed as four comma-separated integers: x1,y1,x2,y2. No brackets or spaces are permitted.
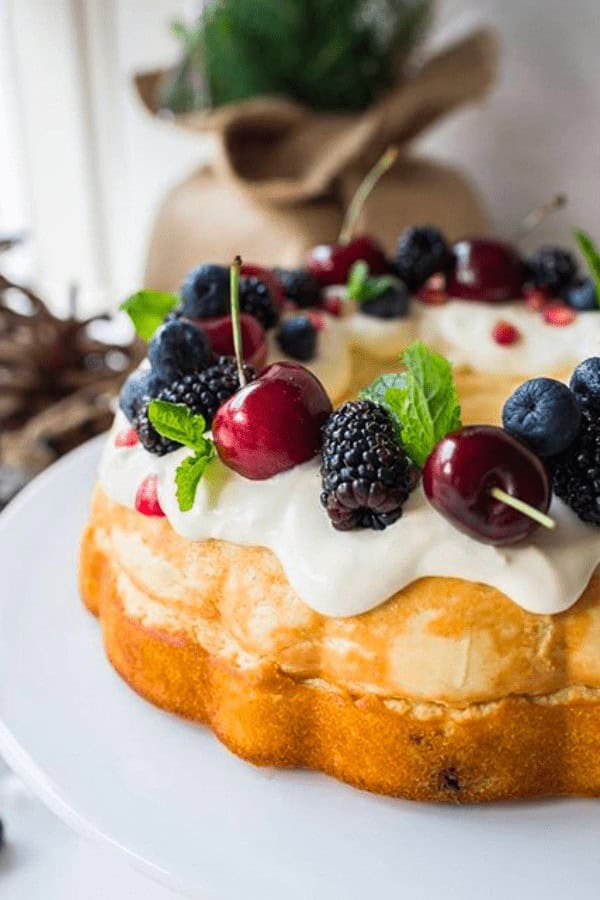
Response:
135,474,165,517
320,294,343,317
115,427,139,448
306,309,326,331
282,299,299,314
417,273,448,305
492,320,520,345
543,304,577,327
524,288,550,311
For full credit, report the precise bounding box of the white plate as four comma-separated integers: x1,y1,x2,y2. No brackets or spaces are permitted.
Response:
0,437,599,899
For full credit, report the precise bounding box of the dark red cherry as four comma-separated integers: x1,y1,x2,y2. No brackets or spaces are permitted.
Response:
422,425,550,545
446,238,525,302
212,362,332,480
197,313,267,369
306,235,389,287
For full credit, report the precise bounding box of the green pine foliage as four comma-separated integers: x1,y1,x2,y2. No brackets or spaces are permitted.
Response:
160,0,433,114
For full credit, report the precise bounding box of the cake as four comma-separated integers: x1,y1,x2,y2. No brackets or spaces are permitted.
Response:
79,259,600,802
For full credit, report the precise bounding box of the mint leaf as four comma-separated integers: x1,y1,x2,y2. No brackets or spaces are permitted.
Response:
148,400,208,452
347,260,401,302
361,341,461,467
120,290,179,340
347,260,370,300
573,229,600,309
175,449,215,512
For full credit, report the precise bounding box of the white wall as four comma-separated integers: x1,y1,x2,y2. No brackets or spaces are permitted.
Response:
2,0,600,313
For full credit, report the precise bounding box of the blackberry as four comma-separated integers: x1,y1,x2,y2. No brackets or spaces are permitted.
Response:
272,268,322,308
134,356,256,456
119,369,164,422
148,319,212,382
552,408,600,524
570,357,600,411
526,246,578,294
276,315,318,361
395,226,453,291
239,276,279,330
320,400,415,531
180,264,229,319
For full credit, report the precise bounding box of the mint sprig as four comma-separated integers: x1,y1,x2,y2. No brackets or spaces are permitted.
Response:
120,290,179,340
359,341,461,467
573,229,600,309
148,400,215,512
347,260,400,303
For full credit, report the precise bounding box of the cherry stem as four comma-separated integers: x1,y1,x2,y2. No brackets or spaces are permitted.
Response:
514,194,567,243
230,255,247,388
490,487,555,530
338,145,399,245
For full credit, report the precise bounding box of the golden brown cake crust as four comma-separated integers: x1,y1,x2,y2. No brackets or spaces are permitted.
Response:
79,488,600,803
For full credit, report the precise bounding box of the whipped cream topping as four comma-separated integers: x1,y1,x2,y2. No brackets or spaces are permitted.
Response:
100,413,600,619
268,293,600,403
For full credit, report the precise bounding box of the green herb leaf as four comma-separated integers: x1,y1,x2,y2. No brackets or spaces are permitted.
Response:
175,449,215,512
360,341,461,467
573,228,600,309
148,400,208,452
120,290,179,340
346,260,401,303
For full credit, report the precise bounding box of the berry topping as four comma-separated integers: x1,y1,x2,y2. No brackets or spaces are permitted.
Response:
180,264,229,319
552,408,600,524
238,276,279,330
272,268,322,308
360,282,410,319
562,278,598,311
543,303,577,326
492,320,520,345
148,319,212,382
423,425,551,545
394,225,453,290
135,356,256,455
570,357,600,411
135,474,165,517
276,315,318,361
524,287,550,311
417,273,449,305
119,369,164,423
502,377,581,457
306,235,389,287
213,362,332,480
447,239,525,302
320,400,416,531
200,313,267,369
527,246,578,294
115,427,139,448
319,292,350,318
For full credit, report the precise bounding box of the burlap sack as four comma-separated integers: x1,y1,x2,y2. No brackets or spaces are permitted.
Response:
137,28,498,291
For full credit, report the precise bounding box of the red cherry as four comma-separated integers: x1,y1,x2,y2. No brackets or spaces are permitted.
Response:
492,320,520,345
135,474,165,518
306,235,389,287
198,313,267,369
213,362,332,480
115,427,139,448
240,263,285,308
422,425,550,545
446,239,525,302
543,304,577,327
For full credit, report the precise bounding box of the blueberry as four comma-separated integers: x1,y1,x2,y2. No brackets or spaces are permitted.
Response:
276,315,318,361
502,377,581,457
148,319,212,382
180,264,229,319
360,283,410,319
562,278,598,311
119,369,164,422
570,358,600,411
